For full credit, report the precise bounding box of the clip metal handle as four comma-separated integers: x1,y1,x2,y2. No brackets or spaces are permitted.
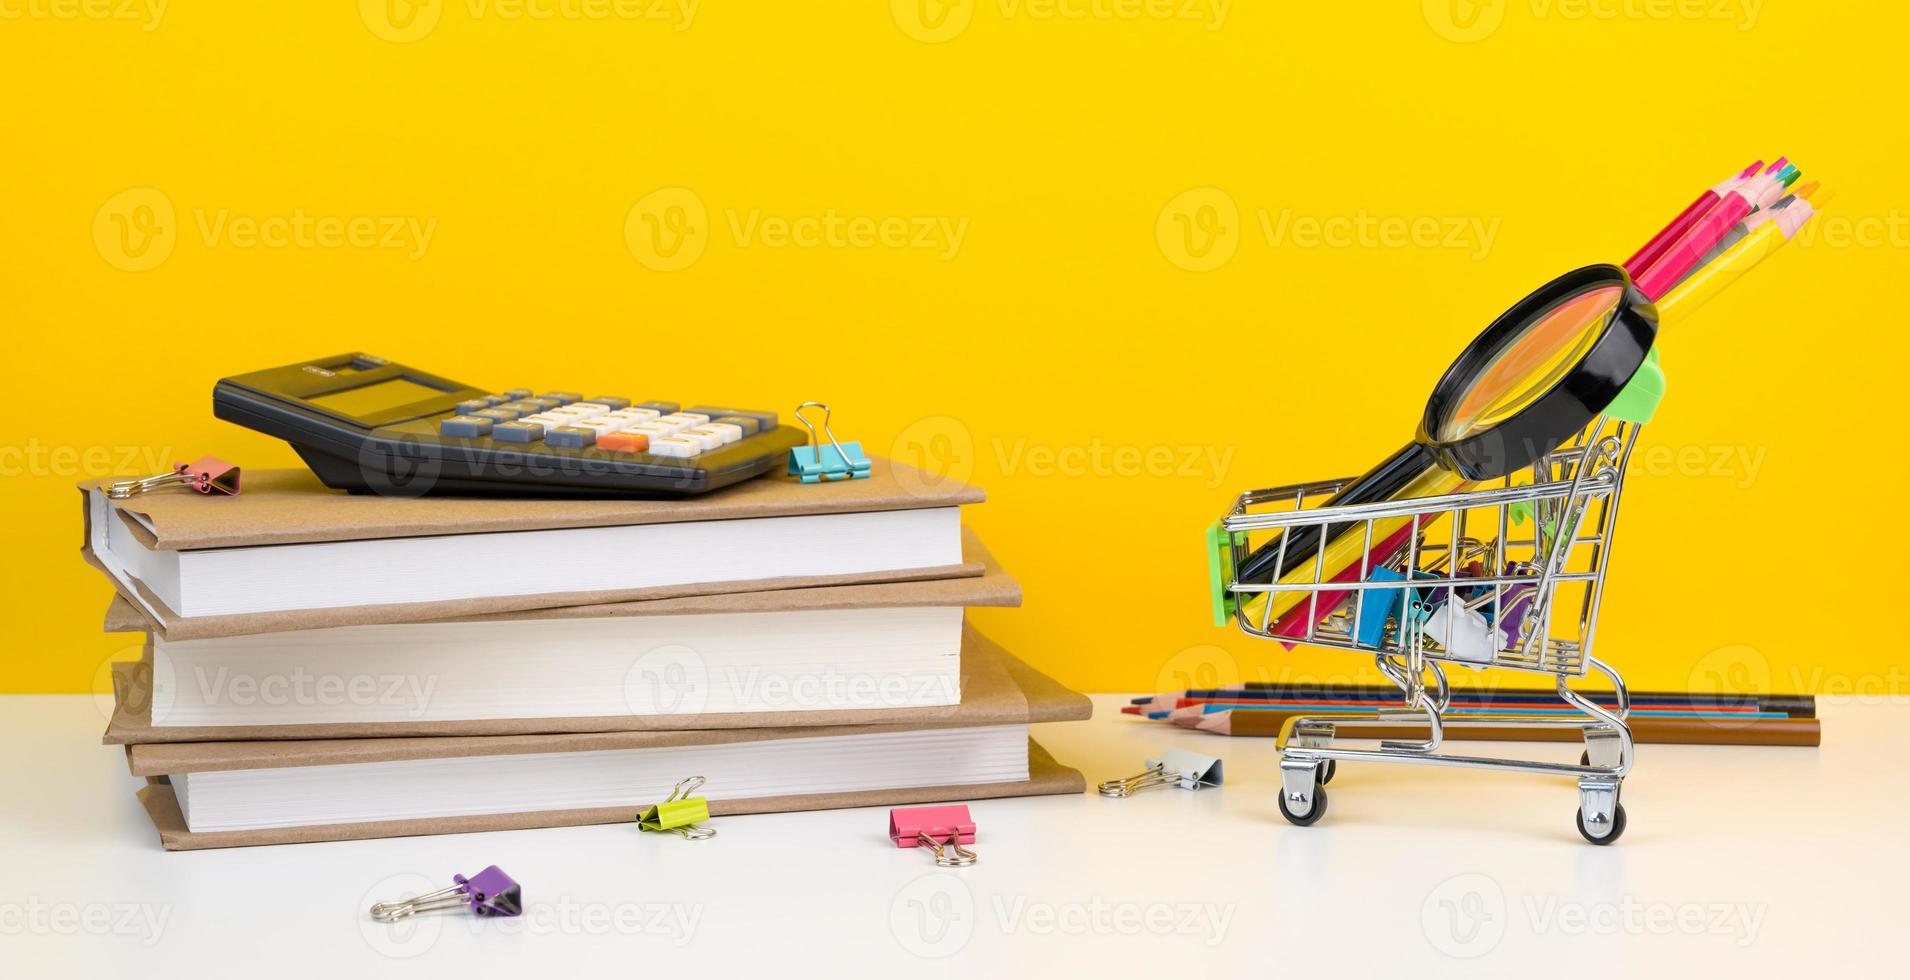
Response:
1097,762,1183,798
916,831,978,867
370,884,469,922
793,402,853,475
106,456,241,499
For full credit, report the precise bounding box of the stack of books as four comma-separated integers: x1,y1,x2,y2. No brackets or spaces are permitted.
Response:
81,460,1089,849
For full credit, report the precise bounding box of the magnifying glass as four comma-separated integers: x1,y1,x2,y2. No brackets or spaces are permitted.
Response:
1235,264,1659,603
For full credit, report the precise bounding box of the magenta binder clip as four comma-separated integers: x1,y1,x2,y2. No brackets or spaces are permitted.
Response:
889,805,978,866
368,865,523,921
106,455,242,499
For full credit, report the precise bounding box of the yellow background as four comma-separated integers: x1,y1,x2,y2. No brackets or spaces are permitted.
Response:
4,1,1906,697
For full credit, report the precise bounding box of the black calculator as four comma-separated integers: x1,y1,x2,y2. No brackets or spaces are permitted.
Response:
213,353,807,497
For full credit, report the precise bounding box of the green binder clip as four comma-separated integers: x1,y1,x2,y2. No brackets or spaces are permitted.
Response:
637,776,716,840
788,402,871,483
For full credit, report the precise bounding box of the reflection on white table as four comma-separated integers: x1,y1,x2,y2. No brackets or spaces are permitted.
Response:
0,693,1903,977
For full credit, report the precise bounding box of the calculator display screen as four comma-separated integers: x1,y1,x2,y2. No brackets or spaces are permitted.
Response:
306,378,445,419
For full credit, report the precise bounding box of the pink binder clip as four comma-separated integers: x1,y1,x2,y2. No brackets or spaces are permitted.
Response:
889,805,978,867
106,456,242,499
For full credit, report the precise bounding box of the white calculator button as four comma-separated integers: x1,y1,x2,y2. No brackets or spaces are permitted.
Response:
647,436,702,458
656,413,710,429
622,423,675,441
701,422,745,444
568,402,614,414
610,408,661,422
574,418,627,434
547,406,603,422
520,413,569,427
675,427,727,451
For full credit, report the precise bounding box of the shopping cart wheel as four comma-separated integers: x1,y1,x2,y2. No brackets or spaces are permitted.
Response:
1575,802,1626,845
1278,786,1328,827
1316,760,1337,785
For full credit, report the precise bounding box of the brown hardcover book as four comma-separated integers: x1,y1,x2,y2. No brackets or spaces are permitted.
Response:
82,458,984,636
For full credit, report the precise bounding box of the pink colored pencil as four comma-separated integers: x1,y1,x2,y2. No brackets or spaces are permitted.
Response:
1624,160,1761,275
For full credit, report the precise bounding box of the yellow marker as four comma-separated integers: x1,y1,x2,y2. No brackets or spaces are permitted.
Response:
1656,200,1815,326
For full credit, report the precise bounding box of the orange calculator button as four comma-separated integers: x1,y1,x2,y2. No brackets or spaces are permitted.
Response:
595,432,650,453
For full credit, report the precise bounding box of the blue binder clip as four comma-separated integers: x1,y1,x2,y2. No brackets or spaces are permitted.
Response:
788,402,871,483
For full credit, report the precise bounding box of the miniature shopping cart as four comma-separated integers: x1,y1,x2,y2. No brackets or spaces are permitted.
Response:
1209,416,1641,843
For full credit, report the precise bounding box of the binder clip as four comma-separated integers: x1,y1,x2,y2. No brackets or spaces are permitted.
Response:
1097,748,1224,797
889,805,977,867
368,865,522,921
637,776,716,840
787,402,870,483
105,456,241,499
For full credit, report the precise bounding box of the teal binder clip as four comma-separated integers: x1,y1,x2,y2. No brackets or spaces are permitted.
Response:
788,402,871,483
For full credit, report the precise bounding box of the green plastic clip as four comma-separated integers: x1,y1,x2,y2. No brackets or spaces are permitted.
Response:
1206,519,1238,627
1605,346,1664,425
637,776,716,840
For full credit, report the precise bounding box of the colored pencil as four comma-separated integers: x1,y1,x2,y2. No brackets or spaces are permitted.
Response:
1624,160,1761,273
1195,708,1821,746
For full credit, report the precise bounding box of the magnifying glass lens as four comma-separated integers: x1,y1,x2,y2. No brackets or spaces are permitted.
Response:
1438,284,1626,441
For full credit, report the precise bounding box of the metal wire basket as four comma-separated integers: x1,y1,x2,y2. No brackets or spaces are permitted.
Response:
1210,416,1641,843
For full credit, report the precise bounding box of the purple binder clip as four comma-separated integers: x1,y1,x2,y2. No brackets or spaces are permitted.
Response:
368,865,522,921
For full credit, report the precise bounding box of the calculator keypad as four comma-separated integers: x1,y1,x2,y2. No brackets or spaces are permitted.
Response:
440,393,777,457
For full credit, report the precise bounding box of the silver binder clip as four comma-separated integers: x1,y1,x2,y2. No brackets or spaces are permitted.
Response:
106,455,241,499
1098,749,1225,797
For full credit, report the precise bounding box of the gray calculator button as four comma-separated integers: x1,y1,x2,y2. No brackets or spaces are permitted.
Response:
520,398,564,411
456,398,498,415
439,416,494,438
545,425,595,448
634,400,680,415
474,408,520,422
712,415,762,436
539,392,583,405
501,389,533,400
491,421,544,442
589,397,631,410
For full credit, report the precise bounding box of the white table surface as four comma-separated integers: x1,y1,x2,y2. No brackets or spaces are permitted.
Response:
1,692,1904,976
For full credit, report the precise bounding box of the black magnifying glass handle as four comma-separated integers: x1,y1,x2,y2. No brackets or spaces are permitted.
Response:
1233,442,1436,584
